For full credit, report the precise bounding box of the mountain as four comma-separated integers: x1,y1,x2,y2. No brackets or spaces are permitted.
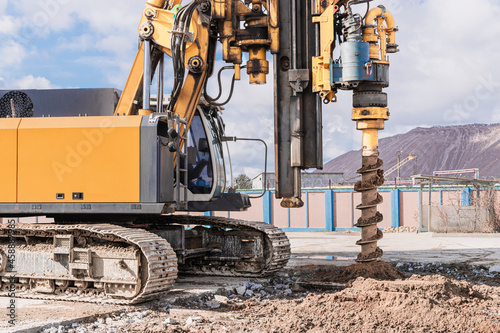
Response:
319,124,500,181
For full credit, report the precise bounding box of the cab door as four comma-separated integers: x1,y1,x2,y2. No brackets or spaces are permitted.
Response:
184,107,226,202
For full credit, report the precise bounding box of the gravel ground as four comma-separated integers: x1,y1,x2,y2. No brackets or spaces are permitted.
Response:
37,262,500,333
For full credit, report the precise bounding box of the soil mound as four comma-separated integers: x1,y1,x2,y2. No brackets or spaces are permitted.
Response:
65,265,500,333
336,260,406,283
231,275,498,333
350,274,487,301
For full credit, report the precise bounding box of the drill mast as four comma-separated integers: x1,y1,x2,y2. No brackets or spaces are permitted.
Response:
117,0,399,261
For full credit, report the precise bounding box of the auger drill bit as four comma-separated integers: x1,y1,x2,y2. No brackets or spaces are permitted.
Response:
348,5,398,262
352,87,389,263
309,1,397,261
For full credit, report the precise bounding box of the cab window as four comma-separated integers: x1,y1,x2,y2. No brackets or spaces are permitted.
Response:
187,114,213,194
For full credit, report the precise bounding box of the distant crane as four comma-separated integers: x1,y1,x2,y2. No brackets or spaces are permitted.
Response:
384,154,417,178
433,169,479,179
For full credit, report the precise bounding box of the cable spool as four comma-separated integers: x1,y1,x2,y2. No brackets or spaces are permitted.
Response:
0,91,34,118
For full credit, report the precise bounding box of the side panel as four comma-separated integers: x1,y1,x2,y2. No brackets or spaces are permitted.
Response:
140,117,174,203
17,116,142,203
140,117,159,203
0,119,21,202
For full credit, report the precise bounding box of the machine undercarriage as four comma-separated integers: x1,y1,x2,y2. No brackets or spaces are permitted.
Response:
0,217,290,304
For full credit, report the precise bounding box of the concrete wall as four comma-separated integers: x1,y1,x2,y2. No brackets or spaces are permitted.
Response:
2,188,497,233
428,206,491,233
400,191,420,227
417,188,497,233
229,188,496,232
223,189,423,231
252,173,344,190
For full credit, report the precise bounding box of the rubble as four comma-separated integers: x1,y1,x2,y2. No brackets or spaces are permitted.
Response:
235,286,246,296
489,265,500,273
393,262,500,284
205,300,220,309
33,261,499,333
214,295,228,303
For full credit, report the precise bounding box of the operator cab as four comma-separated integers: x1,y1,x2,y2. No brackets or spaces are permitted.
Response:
183,105,225,202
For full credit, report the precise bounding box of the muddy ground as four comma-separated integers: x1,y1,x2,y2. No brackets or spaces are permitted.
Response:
37,261,500,333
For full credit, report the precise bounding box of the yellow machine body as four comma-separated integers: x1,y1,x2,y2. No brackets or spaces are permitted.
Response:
0,119,21,203
7,116,143,204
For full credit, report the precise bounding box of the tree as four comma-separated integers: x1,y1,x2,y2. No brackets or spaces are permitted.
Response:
235,174,252,190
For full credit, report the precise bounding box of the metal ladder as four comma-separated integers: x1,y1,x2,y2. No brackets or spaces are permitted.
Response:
175,116,189,210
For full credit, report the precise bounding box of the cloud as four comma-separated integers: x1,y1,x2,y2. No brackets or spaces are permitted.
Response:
491,105,500,123
242,167,263,180
56,34,95,52
0,41,27,68
2,0,143,88
0,15,18,35
0,0,8,13
382,0,500,126
9,0,143,38
10,75,58,89
311,0,500,167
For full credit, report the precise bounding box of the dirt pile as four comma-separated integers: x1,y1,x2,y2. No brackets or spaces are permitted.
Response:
41,264,500,333
336,260,406,283
228,275,498,333
284,261,405,286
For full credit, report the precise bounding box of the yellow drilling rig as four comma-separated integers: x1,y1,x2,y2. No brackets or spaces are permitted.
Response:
0,0,398,303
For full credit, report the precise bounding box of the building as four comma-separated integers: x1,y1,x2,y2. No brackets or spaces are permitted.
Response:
252,172,344,190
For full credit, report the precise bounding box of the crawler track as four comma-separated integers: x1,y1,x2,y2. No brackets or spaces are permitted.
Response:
0,224,178,304
158,216,291,277
0,217,290,304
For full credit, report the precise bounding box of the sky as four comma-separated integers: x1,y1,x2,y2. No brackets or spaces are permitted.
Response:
1,0,500,181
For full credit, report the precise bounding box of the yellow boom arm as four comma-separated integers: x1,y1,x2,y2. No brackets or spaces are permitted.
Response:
115,0,212,131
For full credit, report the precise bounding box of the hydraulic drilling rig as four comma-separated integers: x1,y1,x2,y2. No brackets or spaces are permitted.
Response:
276,0,398,262
0,0,397,303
